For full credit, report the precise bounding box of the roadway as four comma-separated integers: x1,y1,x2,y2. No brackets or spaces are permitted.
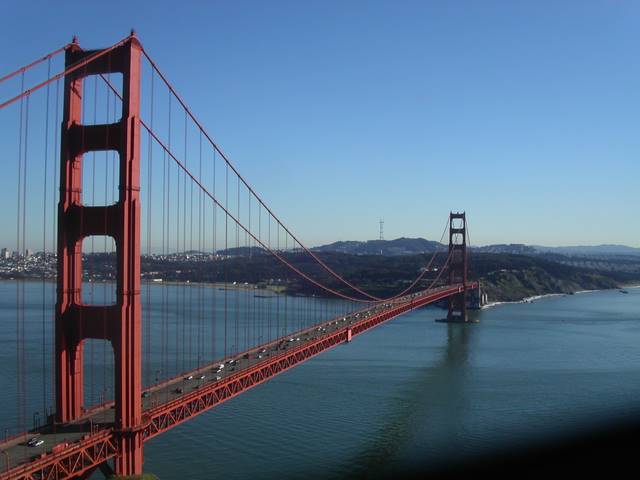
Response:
0,283,473,478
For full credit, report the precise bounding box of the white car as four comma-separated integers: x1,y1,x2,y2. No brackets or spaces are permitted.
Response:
27,437,44,447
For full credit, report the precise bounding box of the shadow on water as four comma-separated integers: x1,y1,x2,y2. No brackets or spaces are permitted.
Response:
337,297,640,480
339,320,476,480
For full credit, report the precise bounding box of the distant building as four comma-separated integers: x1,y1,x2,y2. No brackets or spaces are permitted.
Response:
1,248,9,260
25,249,33,258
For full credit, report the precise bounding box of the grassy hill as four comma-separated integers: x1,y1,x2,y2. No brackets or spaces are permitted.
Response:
136,251,639,303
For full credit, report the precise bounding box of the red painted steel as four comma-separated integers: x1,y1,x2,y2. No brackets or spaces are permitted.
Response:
0,36,132,111
2,33,480,480
447,212,469,322
1,283,477,480
0,431,116,480
54,33,143,476
141,284,476,440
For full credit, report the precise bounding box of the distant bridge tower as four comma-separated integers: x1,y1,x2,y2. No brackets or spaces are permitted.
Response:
55,34,144,476
447,212,469,322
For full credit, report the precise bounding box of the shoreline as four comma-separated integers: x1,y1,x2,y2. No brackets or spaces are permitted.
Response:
482,284,640,310
3,279,639,304
481,293,566,310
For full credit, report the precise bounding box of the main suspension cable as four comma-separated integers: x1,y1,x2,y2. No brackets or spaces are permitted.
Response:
138,46,439,302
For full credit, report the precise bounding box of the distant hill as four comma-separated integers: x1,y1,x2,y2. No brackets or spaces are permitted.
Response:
471,244,537,255
532,244,640,256
312,238,640,258
216,246,268,256
312,237,443,256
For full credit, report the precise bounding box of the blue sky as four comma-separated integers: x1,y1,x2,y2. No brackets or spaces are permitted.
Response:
1,0,638,248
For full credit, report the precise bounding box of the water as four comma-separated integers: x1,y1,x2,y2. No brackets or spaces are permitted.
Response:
142,288,640,479
1,283,639,478
0,280,355,431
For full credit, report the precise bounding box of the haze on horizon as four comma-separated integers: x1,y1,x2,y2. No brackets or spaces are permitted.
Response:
0,1,638,250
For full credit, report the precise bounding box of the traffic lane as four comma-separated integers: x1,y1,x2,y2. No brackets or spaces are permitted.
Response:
0,287,446,474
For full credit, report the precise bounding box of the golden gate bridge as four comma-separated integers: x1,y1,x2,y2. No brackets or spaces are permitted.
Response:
0,33,477,479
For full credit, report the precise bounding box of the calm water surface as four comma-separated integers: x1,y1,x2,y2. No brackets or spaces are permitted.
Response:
1,283,639,478
144,287,640,479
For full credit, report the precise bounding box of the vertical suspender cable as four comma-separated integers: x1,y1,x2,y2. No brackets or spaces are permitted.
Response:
211,147,217,362
16,72,25,436
176,107,182,374
224,161,228,359
284,234,288,336
89,75,98,407
102,66,111,405
188,113,194,369
51,77,60,420
22,93,31,433
145,66,154,387
41,57,52,417
198,130,203,368
235,176,240,355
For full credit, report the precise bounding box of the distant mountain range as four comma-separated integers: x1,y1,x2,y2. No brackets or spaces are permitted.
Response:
311,237,443,256
311,239,640,257
471,244,538,255
531,244,640,256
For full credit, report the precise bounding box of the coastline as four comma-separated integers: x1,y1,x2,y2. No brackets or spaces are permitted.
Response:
481,292,566,310
481,284,640,310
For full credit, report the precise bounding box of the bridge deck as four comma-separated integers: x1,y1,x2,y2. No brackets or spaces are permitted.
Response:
0,283,476,480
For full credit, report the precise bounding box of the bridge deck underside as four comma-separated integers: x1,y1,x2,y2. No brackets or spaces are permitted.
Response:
0,283,476,480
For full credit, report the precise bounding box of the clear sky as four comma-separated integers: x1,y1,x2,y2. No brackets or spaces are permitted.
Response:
1,0,639,248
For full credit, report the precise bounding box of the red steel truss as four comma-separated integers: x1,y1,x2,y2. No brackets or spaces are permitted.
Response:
143,283,475,439
0,33,480,480
0,283,476,480
0,432,116,480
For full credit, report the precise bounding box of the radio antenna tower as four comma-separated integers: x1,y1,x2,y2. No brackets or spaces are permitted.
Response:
379,219,384,241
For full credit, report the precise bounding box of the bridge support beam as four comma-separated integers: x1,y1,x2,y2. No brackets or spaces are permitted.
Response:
446,212,469,323
55,33,144,476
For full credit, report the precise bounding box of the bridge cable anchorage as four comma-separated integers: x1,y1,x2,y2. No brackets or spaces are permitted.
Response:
137,47,443,302
98,70,452,303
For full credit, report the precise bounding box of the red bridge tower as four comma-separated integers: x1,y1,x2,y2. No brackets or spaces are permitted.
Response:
447,212,469,322
55,33,144,475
